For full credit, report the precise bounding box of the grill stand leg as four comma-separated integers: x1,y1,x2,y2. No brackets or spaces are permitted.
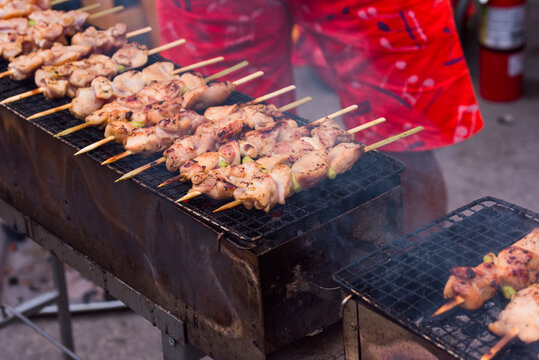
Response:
51,254,75,360
161,332,209,360
342,297,361,360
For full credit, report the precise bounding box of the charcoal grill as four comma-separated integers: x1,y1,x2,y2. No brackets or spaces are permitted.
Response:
0,53,405,359
334,197,539,360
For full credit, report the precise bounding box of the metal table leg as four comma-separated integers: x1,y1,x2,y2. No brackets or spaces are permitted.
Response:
51,254,75,360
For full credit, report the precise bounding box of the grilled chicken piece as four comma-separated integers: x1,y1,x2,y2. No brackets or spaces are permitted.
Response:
443,228,539,311
488,283,539,344
0,31,31,59
443,261,500,310
29,10,88,48
497,246,539,291
84,79,186,126
290,149,328,191
104,120,139,144
310,117,354,149
8,43,91,80
0,18,30,33
111,42,148,70
70,62,177,118
124,110,207,154
182,81,235,111
182,140,258,184
269,164,294,205
190,166,237,200
0,0,50,20
327,142,364,176
204,104,239,121
35,53,118,98
71,24,127,54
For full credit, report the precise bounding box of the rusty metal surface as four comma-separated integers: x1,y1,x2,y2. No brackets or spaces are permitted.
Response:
1,92,403,359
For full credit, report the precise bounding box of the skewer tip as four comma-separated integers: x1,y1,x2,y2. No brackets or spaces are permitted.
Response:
480,327,519,360
213,199,242,213
432,296,465,317
175,191,202,203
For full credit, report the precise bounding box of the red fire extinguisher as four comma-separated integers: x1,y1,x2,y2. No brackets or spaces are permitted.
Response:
478,0,526,102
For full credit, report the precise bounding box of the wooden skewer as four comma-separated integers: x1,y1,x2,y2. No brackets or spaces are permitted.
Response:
158,174,184,188
4,37,185,106
278,96,312,112
74,136,115,156
54,61,250,140
51,0,71,6
147,38,186,56
172,57,225,75
87,5,125,21
204,61,249,82
27,103,70,120
125,26,153,39
117,85,299,182
28,53,217,121
1,88,44,104
480,327,519,360
102,70,263,167
101,150,133,165
176,191,203,203
212,125,424,213
348,117,386,134
76,3,101,12
115,157,166,182
432,296,465,317
0,26,153,81
363,126,423,152
178,110,380,203
213,200,242,213
54,122,93,137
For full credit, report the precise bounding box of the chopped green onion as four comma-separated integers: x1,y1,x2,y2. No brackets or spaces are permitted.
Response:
130,121,144,128
219,159,229,168
27,19,35,26
117,64,126,73
257,164,267,173
483,253,497,264
242,156,253,164
501,286,516,299
328,168,337,179
292,173,301,193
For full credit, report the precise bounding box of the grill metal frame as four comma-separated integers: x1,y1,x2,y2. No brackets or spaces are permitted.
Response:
334,197,539,360
0,54,404,250
0,53,406,359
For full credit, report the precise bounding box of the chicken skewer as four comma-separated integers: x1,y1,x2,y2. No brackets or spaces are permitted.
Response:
480,283,539,360
75,84,294,156
27,56,224,121
114,95,312,182
0,24,152,80
0,0,78,20
106,95,310,172
173,113,379,202
434,228,539,316
0,37,186,104
53,61,249,137
95,69,267,165
159,104,364,188
211,126,424,213
0,6,124,59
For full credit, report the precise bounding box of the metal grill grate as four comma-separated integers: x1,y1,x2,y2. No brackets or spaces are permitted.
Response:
0,54,404,249
334,197,539,359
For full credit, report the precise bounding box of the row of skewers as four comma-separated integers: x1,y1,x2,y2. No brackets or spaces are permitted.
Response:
434,228,539,360
0,2,422,215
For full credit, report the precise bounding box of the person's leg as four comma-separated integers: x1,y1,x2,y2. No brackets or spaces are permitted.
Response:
155,0,295,107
